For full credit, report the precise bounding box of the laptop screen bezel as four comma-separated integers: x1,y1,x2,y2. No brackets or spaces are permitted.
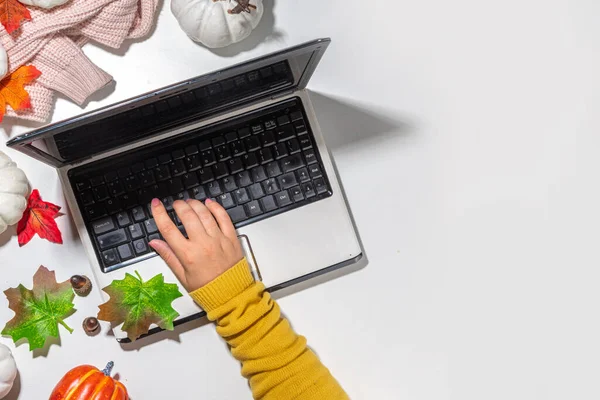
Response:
5,38,331,168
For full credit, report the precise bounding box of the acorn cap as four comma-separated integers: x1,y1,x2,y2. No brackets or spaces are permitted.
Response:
70,275,92,296
83,317,100,336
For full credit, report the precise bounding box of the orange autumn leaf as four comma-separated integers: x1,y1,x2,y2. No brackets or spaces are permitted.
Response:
0,0,31,34
0,65,41,122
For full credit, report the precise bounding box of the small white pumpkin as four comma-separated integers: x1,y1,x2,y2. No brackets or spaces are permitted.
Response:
0,344,17,399
0,44,7,81
0,151,28,235
18,0,70,10
171,0,264,48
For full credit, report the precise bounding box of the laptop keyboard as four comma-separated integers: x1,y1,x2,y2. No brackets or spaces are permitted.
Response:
70,99,332,272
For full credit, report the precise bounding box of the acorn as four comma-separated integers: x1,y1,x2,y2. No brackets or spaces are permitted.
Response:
83,317,100,336
70,275,92,296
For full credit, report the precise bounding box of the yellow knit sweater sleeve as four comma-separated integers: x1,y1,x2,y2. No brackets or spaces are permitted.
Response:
189,258,349,400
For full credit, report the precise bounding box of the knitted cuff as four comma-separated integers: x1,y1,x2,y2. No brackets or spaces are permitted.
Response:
188,258,255,312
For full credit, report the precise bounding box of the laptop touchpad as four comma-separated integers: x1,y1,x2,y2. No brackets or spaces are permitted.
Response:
238,235,262,281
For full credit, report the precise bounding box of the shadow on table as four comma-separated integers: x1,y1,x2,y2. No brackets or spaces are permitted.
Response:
207,0,286,58
0,225,16,248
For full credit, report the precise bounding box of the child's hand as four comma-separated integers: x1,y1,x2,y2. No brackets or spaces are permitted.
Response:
149,198,244,292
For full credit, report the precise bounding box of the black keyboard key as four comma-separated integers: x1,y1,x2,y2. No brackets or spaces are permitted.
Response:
260,195,277,212
314,178,328,194
290,186,304,202
265,119,277,130
260,67,272,78
258,148,274,164
244,136,261,151
259,130,276,147
117,244,134,260
200,149,216,166
131,162,145,173
133,238,149,255
276,125,295,142
238,127,251,139
302,182,316,198
281,154,305,173
137,187,154,204
308,165,322,178
278,172,297,189
105,198,121,214
274,190,292,207
273,143,288,159
177,225,188,238
245,200,262,217
194,86,208,99
145,158,159,169
92,216,116,235
207,181,223,197
217,193,236,209
230,140,246,157
236,171,252,187
172,149,186,160
294,120,308,136
90,176,105,187
76,181,90,192
154,165,171,181
138,170,155,186
249,183,265,199
234,75,247,87
298,136,312,150
104,171,119,182
170,159,186,176
144,219,158,234
251,123,263,134
263,179,280,194
97,229,128,250
176,191,191,201
290,111,303,121
185,144,199,155
128,223,144,239
227,206,248,223
168,177,184,194
191,186,207,201
216,145,231,161
213,162,229,179
185,154,202,171
120,193,138,209
123,175,139,191
304,149,317,165
183,173,199,189
148,233,161,242
158,154,172,164
297,168,310,182
228,157,244,174
118,168,131,178
251,166,267,182
247,70,259,82
266,161,282,178
115,211,131,227
81,190,95,206
212,136,226,147
243,152,259,168
93,185,110,201
102,249,120,267
198,140,212,151
221,176,238,192
107,180,125,197
277,115,290,126
287,138,301,154
198,168,215,184
233,188,250,204
131,206,146,222
161,196,175,211
225,131,238,142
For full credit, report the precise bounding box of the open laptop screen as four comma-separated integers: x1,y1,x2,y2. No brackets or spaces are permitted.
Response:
6,39,330,168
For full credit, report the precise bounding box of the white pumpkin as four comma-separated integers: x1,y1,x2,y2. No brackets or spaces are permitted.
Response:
0,344,17,399
171,0,264,48
0,151,28,235
0,44,7,81
18,0,70,9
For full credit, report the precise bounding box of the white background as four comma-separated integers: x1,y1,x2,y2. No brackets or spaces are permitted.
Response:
2,0,600,399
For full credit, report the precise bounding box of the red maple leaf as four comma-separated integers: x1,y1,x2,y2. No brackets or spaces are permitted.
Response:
0,0,31,34
17,189,63,247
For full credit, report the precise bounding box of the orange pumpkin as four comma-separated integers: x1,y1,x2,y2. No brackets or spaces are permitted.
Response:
49,361,128,400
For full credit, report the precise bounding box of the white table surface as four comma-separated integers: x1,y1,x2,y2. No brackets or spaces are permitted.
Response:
2,0,600,399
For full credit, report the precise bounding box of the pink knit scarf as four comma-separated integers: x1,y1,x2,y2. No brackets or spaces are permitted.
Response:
0,0,159,123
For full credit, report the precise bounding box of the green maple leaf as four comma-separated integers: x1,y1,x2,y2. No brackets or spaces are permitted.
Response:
97,271,183,342
2,266,75,351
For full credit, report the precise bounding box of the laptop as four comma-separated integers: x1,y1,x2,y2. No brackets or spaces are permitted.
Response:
6,38,362,342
